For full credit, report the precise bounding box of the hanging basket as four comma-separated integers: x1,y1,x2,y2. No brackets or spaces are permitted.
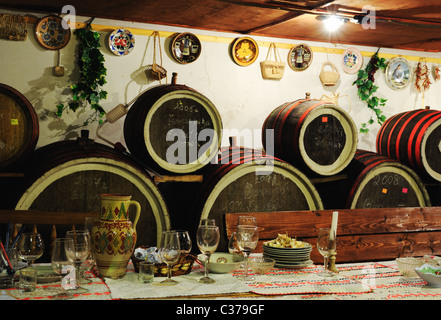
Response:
260,42,285,80
147,31,167,82
319,61,340,86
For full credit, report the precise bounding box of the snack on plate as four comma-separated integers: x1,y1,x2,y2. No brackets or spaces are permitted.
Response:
264,233,305,248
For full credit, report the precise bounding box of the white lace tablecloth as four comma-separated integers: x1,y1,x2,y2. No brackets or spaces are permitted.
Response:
105,268,250,299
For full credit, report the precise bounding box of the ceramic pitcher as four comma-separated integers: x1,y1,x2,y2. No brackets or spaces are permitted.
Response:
92,194,141,279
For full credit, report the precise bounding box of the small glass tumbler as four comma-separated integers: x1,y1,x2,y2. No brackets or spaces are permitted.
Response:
138,261,154,284
19,267,37,292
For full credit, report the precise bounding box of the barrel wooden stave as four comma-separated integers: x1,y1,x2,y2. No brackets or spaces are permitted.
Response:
0,83,39,169
189,146,323,250
376,109,441,182
262,98,357,176
124,83,222,174
9,137,170,261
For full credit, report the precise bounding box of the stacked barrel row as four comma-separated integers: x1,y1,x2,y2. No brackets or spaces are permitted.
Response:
1,77,440,253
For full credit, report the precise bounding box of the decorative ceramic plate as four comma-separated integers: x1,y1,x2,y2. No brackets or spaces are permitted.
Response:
385,57,411,90
109,28,135,56
342,47,363,74
34,15,71,50
231,37,259,67
171,32,201,64
288,43,313,71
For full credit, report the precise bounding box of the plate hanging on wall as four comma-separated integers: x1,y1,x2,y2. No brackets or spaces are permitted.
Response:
341,47,363,74
288,44,313,71
171,32,201,64
231,36,259,67
34,15,71,50
108,28,135,56
385,57,411,90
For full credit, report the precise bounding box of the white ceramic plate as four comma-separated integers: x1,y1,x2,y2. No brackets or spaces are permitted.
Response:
342,47,363,74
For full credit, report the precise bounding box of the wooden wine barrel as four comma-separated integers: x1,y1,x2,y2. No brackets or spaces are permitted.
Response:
10,133,170,261
190,147,323,250
124,74,222,174
345,150,431,209
262,96,357,176
0,83,39,169
376,108,441,182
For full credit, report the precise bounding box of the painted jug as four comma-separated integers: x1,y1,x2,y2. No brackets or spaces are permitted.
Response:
92,194,141,279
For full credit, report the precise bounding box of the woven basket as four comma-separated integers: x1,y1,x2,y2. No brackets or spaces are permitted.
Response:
319,61,340,86
260,42,285,80
131,246,197,277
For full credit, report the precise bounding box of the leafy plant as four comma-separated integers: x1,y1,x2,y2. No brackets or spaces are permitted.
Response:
353,49,388,133
56,20,107,125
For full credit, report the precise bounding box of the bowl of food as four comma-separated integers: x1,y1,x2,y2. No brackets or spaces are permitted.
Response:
198,253,243,274
396,257,425,277
415,264,441,287
249,256,275,275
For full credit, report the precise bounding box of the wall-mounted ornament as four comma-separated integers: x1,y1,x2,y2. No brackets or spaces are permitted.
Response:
108,28,135,56
288,44,313,71
34,15,70,50
414,59,431,93
0,13,28,41
231,37,259,66
171,32,201,64
385,57,411,90
341,47,363,74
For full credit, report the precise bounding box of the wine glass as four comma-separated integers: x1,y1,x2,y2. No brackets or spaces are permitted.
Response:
237,215,257,227
51,238,76,299
17,233,44,267
173,230,192,253
236,225,259,281
228,232,240,255
158,231,181,285
196,225,220,284
66,230,90,292
316,228,336,277
83,217,98,280
199,218,216,226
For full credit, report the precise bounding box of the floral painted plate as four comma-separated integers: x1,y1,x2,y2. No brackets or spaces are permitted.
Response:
34,15,71,50
109,28,135,56
231,37,259,67
342,47,363,74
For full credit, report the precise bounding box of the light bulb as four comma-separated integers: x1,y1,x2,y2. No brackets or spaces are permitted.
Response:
324,15,344,32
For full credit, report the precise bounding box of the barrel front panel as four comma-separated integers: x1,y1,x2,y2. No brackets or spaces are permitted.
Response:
0,84,39,168
303,114,346,166
423,120,441,180
200,163,323,250
350,167,423,209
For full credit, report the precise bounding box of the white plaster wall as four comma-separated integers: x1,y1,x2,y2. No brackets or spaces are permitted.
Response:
2,11,441,155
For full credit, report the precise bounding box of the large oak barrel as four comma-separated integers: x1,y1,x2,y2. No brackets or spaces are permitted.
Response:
190,147,323,250
376,108,441,182
0,83,39,169
124,74,222,174
262,97,357,176
9,133,169,261
345,150,430,209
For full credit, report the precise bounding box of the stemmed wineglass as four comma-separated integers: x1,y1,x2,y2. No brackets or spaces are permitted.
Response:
317,228,336,277
17,233,44,267
228,232,240,255
236,225,259,281
66,230,90,292
196,225,220,284
83,217,98,281
173,230,192,253
199,218,216,226
51,238,76,299
237,215,257,227
158,231,181,285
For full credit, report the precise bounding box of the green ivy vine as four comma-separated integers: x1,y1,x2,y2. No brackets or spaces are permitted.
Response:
353,49,388,133
56,19,107,125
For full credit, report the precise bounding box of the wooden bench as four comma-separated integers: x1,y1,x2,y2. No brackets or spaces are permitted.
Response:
225,207,441,264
